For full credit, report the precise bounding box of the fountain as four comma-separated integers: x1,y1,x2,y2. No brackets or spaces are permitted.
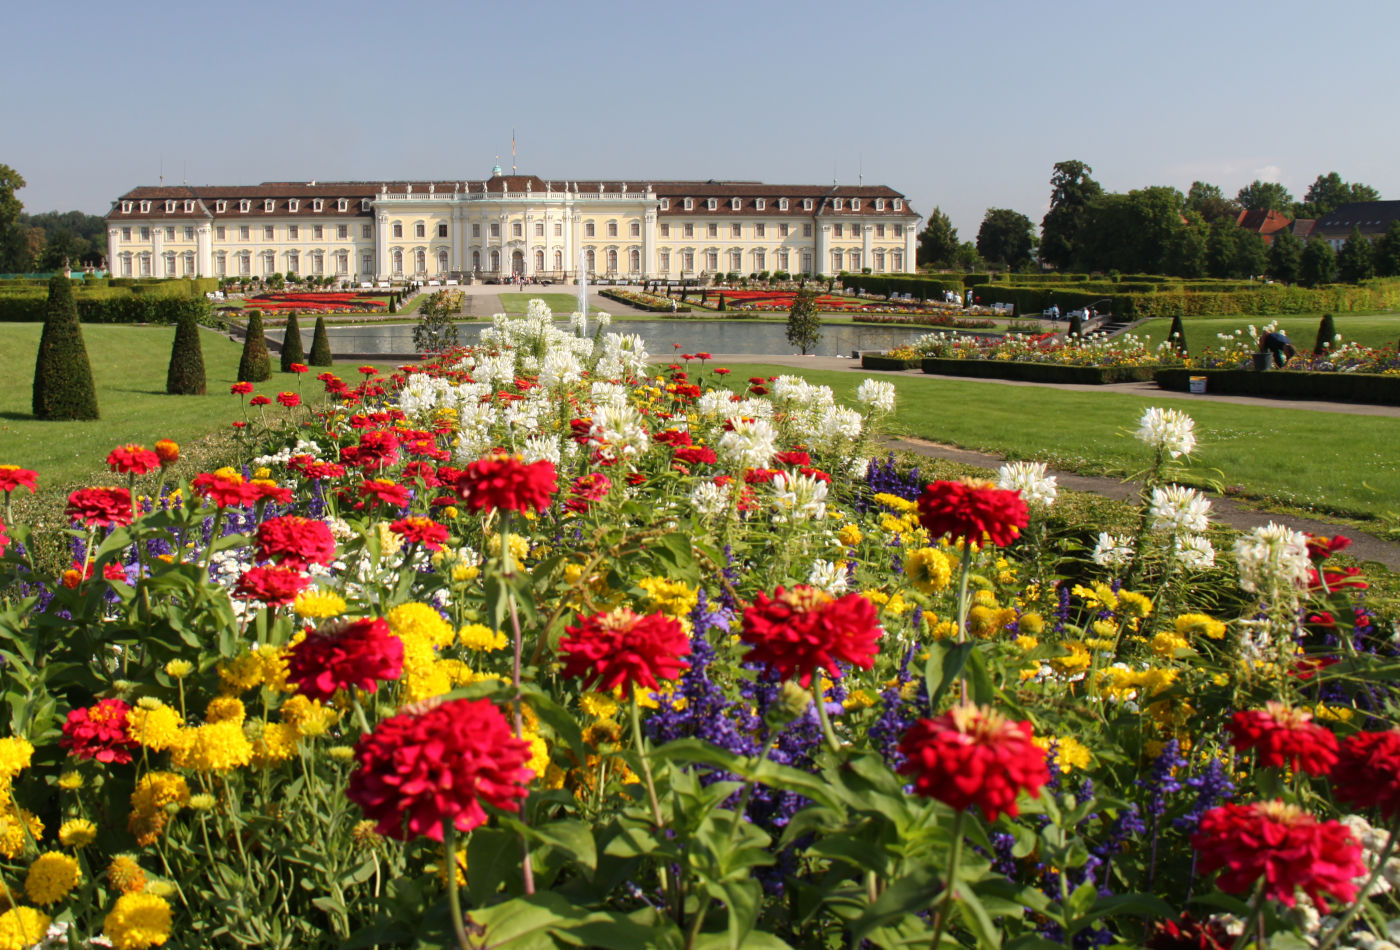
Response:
575,248,588,336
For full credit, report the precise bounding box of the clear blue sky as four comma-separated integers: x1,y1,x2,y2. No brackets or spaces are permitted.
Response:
7,0,1398,240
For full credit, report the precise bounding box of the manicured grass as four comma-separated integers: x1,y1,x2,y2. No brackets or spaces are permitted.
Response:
498,293,592,315
0,325,394,490
1136,314,1400,353
731,363,1400,525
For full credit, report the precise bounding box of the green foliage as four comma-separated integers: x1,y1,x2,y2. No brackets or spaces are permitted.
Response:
31,274,98,420
279,310,306,371
237,310,272,382
1268,228,1303,283
1184,181,1242,223
0,163,27,273
1314,313,1337,355
1067,311,1083,338
1157,366,1400,405
975,207,1037,269
412,290,462,354
1375,221,1400,278
785,287,822,354
916,206,959,267
1337,227,1376,283
1167,313,1188,356
1300,238,1337,288
1236,179,1293,213
1039,160,1102,270
165,308,207,395
308,316,333,366
1293,171,1381,218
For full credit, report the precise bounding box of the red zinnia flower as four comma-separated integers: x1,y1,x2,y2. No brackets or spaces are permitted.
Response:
1305,534,1351,560
740,585,881,686
255,516,337,570
455,453,557,514
897,703,1051,821
66,487,134,527
153,440,180,466
250,395,272,407
674,446,717,465
389,516,450,550
286,617,404,701
233,565,310,606
917,478,1028,547
358,365,379,376
230,382,253,395
346,697,532,841
61,698,139,764
559,608,691,698
1145,915,1233,950
1225,702,1338,775
106,444,161,475
1330,729,1400,820
192,470,259,508
277,392,301,409
713,367,731,376
0,466,38,494
358,479,410,508
290,363,309,374
1191,801,1364,912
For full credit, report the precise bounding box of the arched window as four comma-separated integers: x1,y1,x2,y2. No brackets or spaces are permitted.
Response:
553,250,562,271
414,249,426,273
753,249,765,272
629,248,640,273
606,249,618,274
438,250,449,273
183,252,195,275
534,249,544,271
311,251,324,275
831,249,843,272
473,251,481,271
392,249,404,274
287,251,299,275
585,249,596,273
490,250,500,272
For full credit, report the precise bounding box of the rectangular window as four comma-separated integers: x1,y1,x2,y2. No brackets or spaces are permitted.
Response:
289,200,299,212
834,224,843,238
393,223,403,238
755,223,765,238
264,226,274,240
265,200,274,212
121,228,131,241
534,222,544,237
707,223,718,238
706,250,718,270
338,225,348,239
472,224,481,237
289,225,299,240
631,222,641,237
659,198,669,210
779,223,789,237
683,223,694,238
754,249,765,270
585,222,595,237
606,222,617,237
314,225,324,239
660,250,670,271
439,224,449,238
362,224,371,238
683,198,694,210
660,224,670,237
363,254,373,273
554,222,562,236
490,223,500,237
183,227,194,240
215,201,226,213
416,223,426,238
140,227,150,240
239,226,250,241
851,199,861,211
730,250,741,271
803,199,813,211
682,250,694,271
756,198,765,210
165,227,175,241
731,223,741,238
214,225,225,240
876,224,885,238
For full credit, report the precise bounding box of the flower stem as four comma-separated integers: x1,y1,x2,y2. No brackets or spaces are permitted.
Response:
629,692,673,912
1316,811,1400,950
1229,883,1268,950
443,822,473,950
928,810,967,950
813,678,843,754
953,538,974,706
500,510,535,897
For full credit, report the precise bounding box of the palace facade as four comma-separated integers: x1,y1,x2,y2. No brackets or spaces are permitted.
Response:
105,166,920,282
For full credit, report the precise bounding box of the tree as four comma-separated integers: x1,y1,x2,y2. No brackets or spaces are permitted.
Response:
1236,180,1293,214
308,316,334,366
1039,160,1102,270
1167,314,1188,357
1185,181,1242,223
786,287,822,355
280,310,306,371
954,241,983,271
1372,221,1400,278
413,290,463,354
1337,227,1375,283
32,274,98,420
975,208,1037,270
0,164,27,272
237,310,273,382
1268,229,1303,283
916,206,959,268
166,307,207,395
1313,313,1337,356
1299,239,1337,288
1294,172,1381,218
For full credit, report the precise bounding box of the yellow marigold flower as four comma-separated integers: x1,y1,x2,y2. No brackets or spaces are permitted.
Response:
293,588,347,619
442,506,460,520
375,521,404,558
0,807,42,859
637,576,699,618
57,771,83,791
252,466,272,480
24,851,81,905
107,855,147,894
1049,643,1091,675
1033,735,1092,773
433,846,468,887
878,513,906,534
1175,613,1226,640
216,653,265,694
351,819,383,846
843,689,877,711
103,892,172,950
280,695,338,737
1073,582,1118,612
0,907,51,950
972,589,998,608
1117,591,1152,619
926,616,959,640
863,589,890,607
327,746,355,763
905,547,952,594
58,818,97,848
387,602,455,650
1014,635,1039,651
0,738,33,789
1149,631,1191,659
522,732,549,779
583,720,622,749
400,660,454,704
251,721,300,768
1313,704,1354,722
187,794,217,811
176,721,252,772
1211,673,1230,686
451,563,480,583
873,492,916,512
256,644,292,693
458,623,507,652
837,523,863,547
486,533,529,570
204,696,245,725
1019,612,1045,635
579,692,619,720
162,659,193,679
883,592,913,616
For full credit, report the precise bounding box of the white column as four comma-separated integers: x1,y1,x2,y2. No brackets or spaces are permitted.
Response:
196,224,212,277
375,213,388,279
904,219,918,273
106,228,120,276
523,212,534,276
862,223,873,271
643,208,656,278
151,225,165,277
815,221,830,276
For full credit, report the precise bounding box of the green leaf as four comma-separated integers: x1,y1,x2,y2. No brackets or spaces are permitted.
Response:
467,828,520,905
925,641,973,709
703,877,762,949
1085,892,1176,924
691,931,793,950
848,866,940,943
521,686,586,762
955,888,1003,949
521,818,597,874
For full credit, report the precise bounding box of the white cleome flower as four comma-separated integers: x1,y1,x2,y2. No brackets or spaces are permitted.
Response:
1135,406,1197,458
997,461,1057,508
771,470,829,523
689,480,732,518
1233,522,1311,599
1091,533,1135,569
718,417,778,470
806,558,849,595
855,378,896,414
1173,534,1216,570
1148,484,1212,535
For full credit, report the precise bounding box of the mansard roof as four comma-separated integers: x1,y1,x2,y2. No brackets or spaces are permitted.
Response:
1312,200,1400,237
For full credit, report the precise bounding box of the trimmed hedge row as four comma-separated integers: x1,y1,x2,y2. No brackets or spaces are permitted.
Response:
1154,368,1400,405
921,357,1165,385
0,292,213,325
860,354,923,371
968,280,1400,319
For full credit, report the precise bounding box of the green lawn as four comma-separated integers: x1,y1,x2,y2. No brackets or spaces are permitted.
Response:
731,363,1400,527
1135,314,1400,353
0,325,394,490
498,293,592,315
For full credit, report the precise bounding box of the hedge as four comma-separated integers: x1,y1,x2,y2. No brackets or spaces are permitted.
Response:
921,357,1165,385
1154,368,1400,405
860,354,923,371
965,280,1400,319
0,292,213,325
837,274,966,300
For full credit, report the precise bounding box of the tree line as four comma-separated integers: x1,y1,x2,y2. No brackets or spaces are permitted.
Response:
0,163,107,272
918,161,1393,285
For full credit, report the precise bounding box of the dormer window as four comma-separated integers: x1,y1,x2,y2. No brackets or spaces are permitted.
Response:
706,198,717,211
289,199,299,212
122,201,133,213
165,200,175,212
337,198,347,211
755,198,765,210
313,199,323,212
216,200,226,213
851,199,861,211
140,201,151,213
874,198,884,211
240,200,251,212
683,197,694,211
778,198,789,211
659,198,669,210
893,199,903,211
185,200,195,212
833,198,843,211
264,199,274,212
803,198,813,211
361,198,371,211
730,197,740,211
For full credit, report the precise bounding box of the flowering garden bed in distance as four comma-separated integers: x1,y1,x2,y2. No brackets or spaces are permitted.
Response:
0,298,1395,947
712,289,953,315
238,291,390,313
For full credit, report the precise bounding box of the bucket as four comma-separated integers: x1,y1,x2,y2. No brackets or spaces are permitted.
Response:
1252,352,1272,371
1188,376,1207,394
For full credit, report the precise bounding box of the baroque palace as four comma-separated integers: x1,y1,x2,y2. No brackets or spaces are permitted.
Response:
105,165,920,282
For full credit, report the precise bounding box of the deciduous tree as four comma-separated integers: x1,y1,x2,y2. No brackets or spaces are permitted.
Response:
1236,180,1293,214
1039,160,1101,270
1337,227,1375,283
1186,181,1242,223
0,164,28,272
1294,172,1381,218
786,287,822,355
975,208,1037,270
1299,238,1337,288
1268,229,1303,283
1372,221,1400,278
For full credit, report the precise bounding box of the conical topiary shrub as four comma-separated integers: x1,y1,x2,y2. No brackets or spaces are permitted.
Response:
32,274,99,420
308,316,333,366
1314,313,1337,356
237,310,272,382
1067,312,1083,339
1167,313,1188,357
166,308,207,395
280,310,306,371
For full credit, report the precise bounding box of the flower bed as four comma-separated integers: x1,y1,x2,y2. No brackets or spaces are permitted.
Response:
237,291,390,314
598,288,692,313
923,356,1165,384
860,352,923,370
0,298,1393,948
